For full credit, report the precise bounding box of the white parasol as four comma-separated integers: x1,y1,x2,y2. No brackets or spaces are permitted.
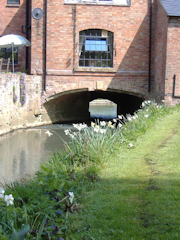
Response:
0,34,31,73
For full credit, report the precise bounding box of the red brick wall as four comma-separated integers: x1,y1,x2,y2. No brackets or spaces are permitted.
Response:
165,18,180,105
31,0,152,99
152,0,168,102
0,0,28,72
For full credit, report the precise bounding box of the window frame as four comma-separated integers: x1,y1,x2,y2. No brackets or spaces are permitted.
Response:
79,29,113,68
7,0,20,5
64,0,130,6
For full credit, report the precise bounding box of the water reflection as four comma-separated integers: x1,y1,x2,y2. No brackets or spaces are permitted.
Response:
0,104,117,184
0,126,70,184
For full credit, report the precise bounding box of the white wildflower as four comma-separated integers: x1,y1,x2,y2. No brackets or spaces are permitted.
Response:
134,114,138,119
45,131,53,137
64,129,70,135
129,143,134,147
94,125,100,133
118,123,123,128
113,119,117,122
4,194,14,206
100,121,106,127
68,192,74,204
127,116,132,121
144,114,148,118
100,129,106,134
108,121,112,126
91,122,95,127
69,133,75,139
118,115,123,119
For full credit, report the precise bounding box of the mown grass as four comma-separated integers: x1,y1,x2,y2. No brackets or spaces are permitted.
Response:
0,100,180,239
66,108,180,239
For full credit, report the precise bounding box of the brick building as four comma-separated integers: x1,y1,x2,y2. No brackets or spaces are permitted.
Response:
0,0,180,114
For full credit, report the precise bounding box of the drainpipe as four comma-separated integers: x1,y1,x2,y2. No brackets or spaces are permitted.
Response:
44,0,47,91
26,0,29,71
148,0,152,92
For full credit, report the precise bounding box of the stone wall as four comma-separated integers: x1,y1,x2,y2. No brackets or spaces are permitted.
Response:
0,73,44,135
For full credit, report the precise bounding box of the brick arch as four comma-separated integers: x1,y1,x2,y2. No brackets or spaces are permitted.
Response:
77,24,116,34
42,83,147,105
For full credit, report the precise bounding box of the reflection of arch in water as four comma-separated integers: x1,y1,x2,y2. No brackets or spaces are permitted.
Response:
89,99,117,120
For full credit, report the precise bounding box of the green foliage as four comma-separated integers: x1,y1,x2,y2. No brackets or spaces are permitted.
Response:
0,100,179,239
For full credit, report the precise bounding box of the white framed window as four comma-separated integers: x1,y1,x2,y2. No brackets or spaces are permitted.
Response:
64,0,130,6
7,0,20,4
79,29,113,68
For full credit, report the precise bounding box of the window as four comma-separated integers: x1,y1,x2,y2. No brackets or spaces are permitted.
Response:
79,29,113,68
64,0,130,6
0,48,18,64
7,0,20,4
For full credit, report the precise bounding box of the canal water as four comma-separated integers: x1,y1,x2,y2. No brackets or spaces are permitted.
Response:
0,102,117,184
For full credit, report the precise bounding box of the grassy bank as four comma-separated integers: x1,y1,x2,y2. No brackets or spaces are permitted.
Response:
0,101,180,239
67,107,180,239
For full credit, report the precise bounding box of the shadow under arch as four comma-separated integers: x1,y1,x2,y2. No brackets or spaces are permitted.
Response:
43,88,144,124
90,89,144,116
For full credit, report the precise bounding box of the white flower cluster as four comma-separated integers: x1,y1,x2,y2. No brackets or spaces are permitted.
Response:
127,114,138,122
142,100,152,107
73,123,87,131
64,129,76,139
0,187,14,206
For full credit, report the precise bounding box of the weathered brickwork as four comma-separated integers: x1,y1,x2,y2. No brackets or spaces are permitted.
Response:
0,73,44,135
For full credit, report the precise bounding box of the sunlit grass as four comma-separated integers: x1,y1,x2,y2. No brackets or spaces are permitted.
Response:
66,107,180,239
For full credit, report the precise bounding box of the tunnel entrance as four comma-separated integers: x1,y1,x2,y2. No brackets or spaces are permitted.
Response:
43,90,144,124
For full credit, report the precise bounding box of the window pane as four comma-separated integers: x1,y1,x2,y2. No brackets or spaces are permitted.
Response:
79,60,84,66
108,53,112,59
102,60,107,67
97,52,101,59
96,61,101,67
85,52,89,58
7,0,20,4
108,60,113,67
91,30,96,36
85,30,90,36
91,60,95,66
102,52,107,59
85,60,89,66
91,52,95,59
97,30,101,36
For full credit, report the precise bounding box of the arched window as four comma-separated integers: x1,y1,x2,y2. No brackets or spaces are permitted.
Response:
79,29,113,68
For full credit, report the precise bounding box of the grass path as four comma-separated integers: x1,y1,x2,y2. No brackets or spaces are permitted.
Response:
67,110,180,239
